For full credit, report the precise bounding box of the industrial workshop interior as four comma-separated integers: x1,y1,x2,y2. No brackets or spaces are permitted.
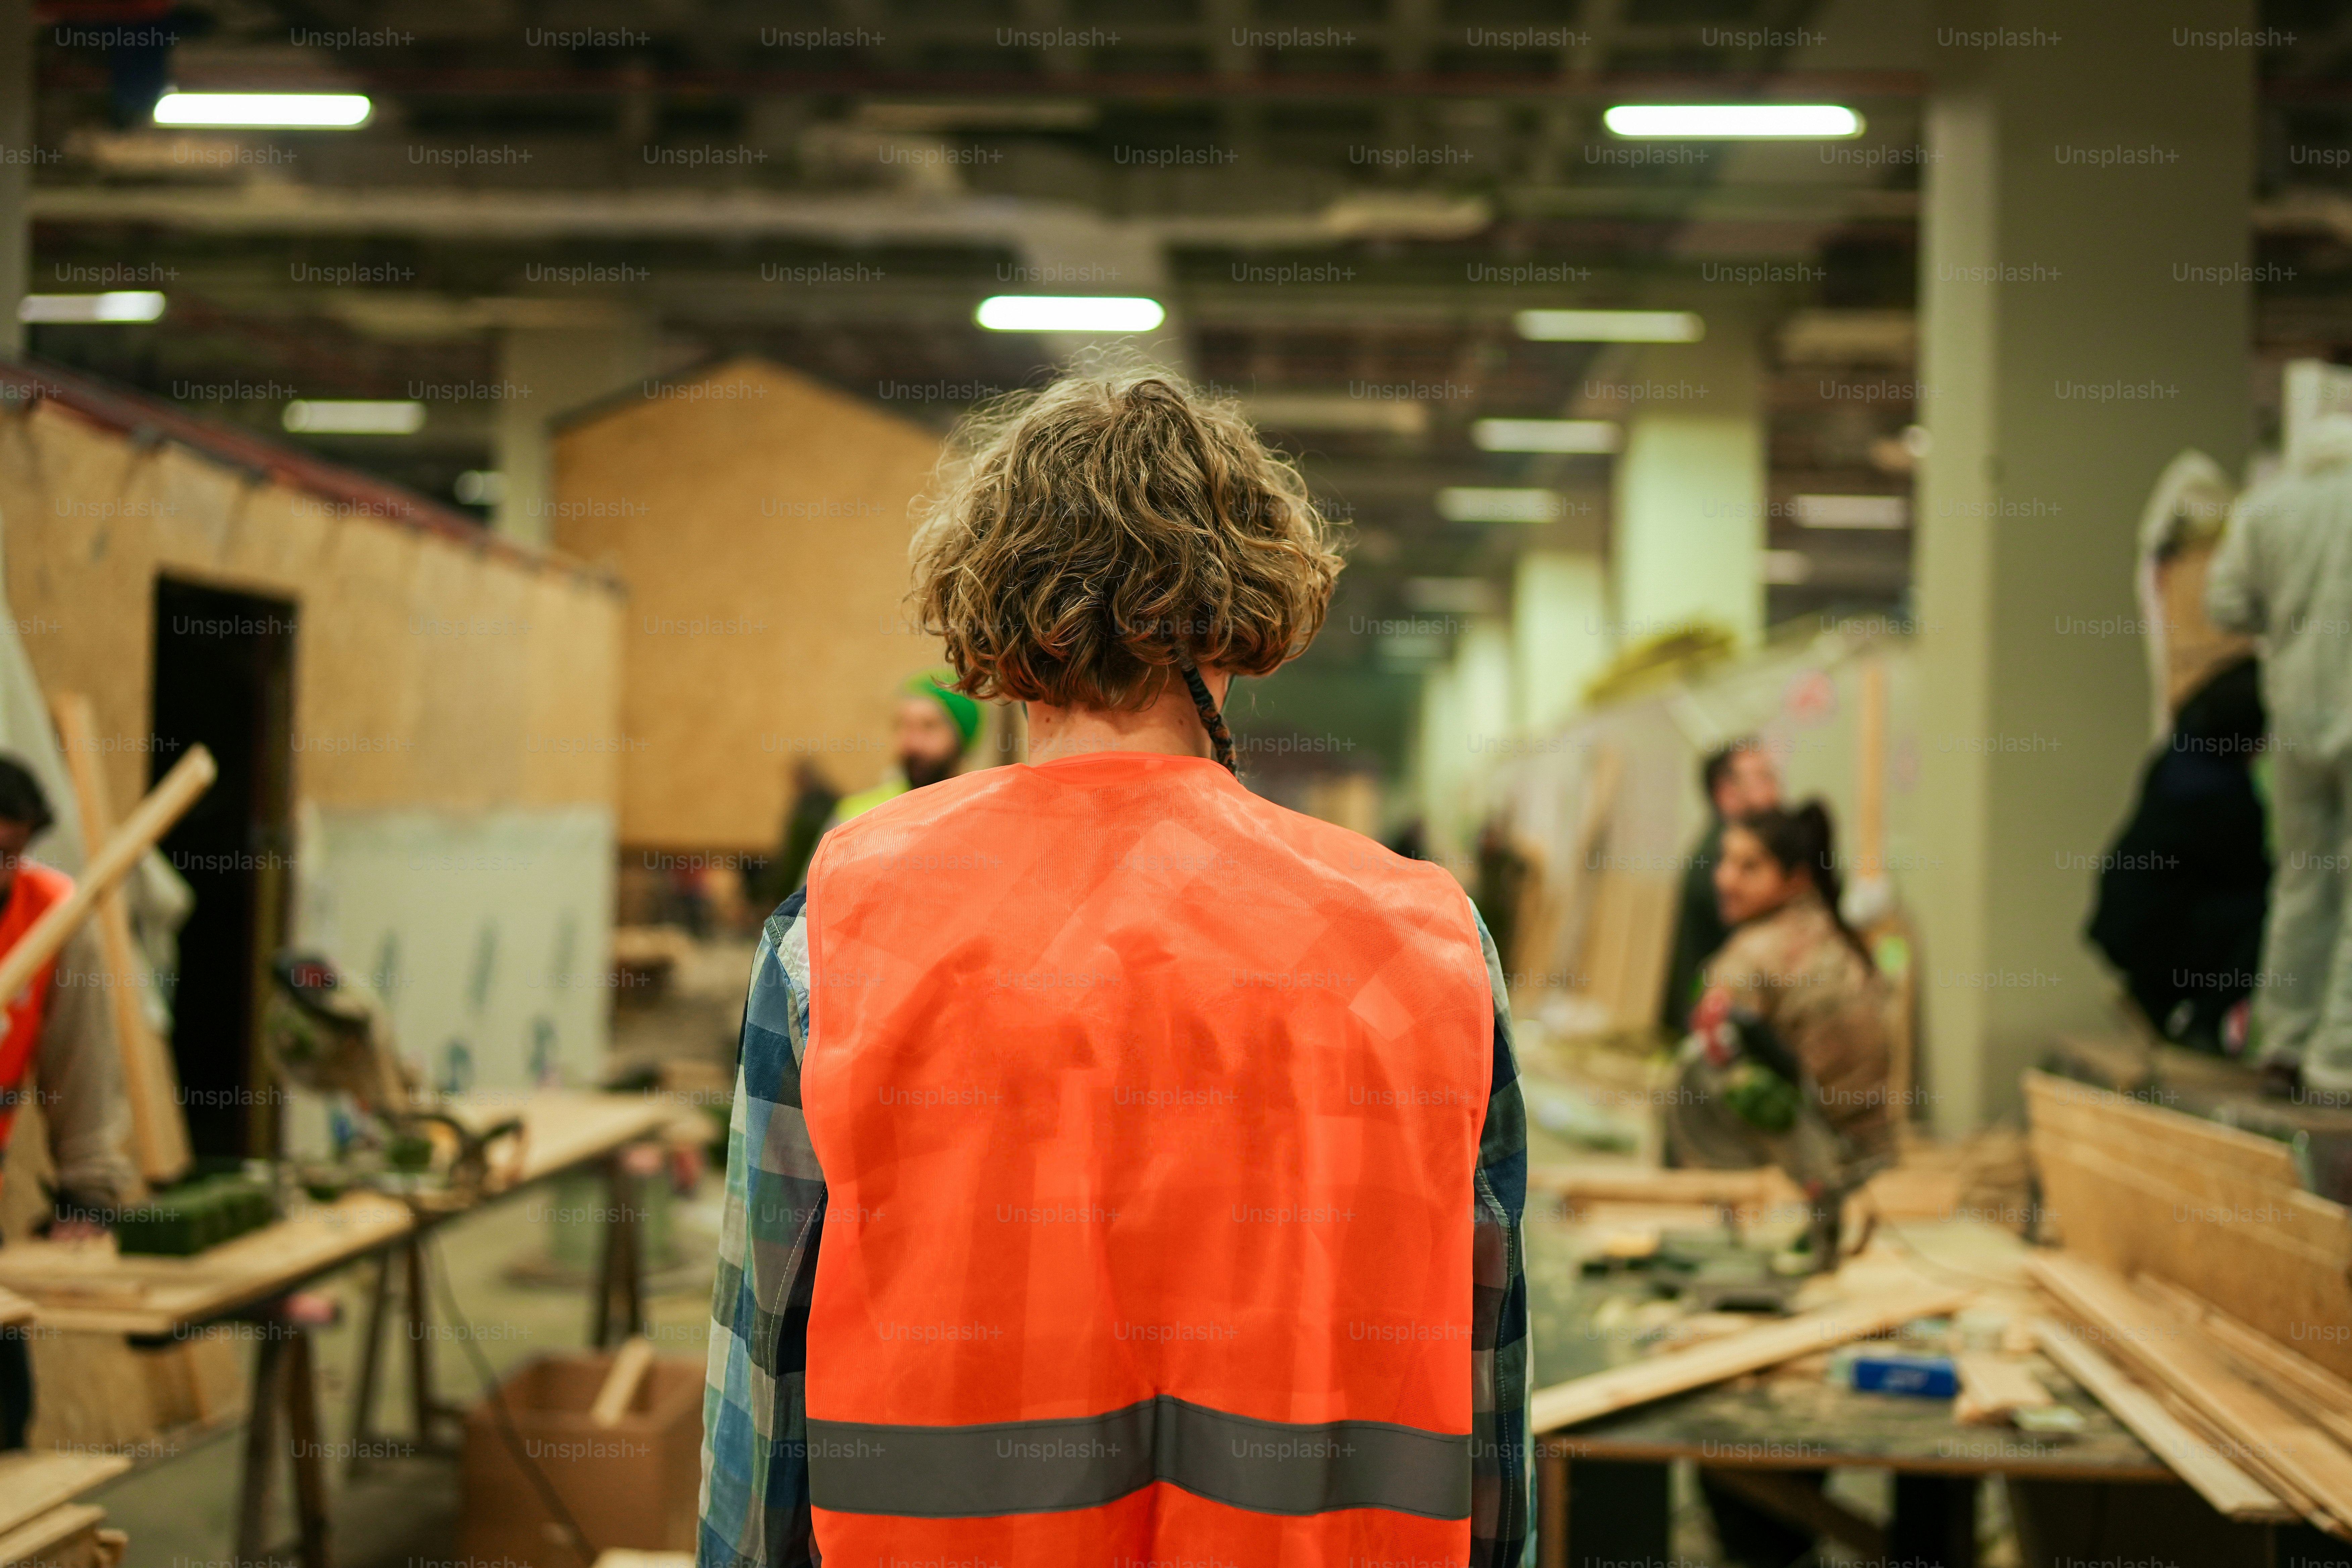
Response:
10,1,2352,1566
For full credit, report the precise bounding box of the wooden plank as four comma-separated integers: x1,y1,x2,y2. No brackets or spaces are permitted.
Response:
1527,1165,1791,1209
49,691,191,1187
0,1453,129,1536
0,1504,105,1568
2133,1275,2352,1448
1531,1282,1970,1433
2025,1069,2302,1189
2033,1318,2294,1522
589,1338,655,1428
1954,1352,2051,1425
2030,1252,2352,1531
0,1192,410,1336
0,1286,32,1326
441,1090,676,1189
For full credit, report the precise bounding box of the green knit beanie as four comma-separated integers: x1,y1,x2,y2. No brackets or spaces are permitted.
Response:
908,668,981,747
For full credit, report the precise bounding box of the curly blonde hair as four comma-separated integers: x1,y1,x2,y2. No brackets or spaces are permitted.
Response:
909,365,1343,710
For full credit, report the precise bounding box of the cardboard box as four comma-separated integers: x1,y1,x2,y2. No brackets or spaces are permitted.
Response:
459,1351,700,1568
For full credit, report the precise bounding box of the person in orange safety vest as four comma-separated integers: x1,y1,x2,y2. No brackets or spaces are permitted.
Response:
0,753,143,1449
698,368,1531,1568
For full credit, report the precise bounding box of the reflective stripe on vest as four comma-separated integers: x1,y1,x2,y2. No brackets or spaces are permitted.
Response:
801,752,1490,1562
0,863,74,1169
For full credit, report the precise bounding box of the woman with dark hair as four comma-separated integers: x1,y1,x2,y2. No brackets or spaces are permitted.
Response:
1670,800,1895,1568
1680,799,1896,1160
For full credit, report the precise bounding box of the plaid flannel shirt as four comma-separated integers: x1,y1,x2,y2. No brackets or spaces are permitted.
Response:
698,885,1532,1568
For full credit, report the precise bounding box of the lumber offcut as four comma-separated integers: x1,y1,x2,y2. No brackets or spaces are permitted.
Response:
1954,1352,2052,1425
0,1452,131,1536
0,749,214,1011
2030,1252,2352,1535
1531,1282,1969,1433
2032,1318,2293,1522
51,692,191,1186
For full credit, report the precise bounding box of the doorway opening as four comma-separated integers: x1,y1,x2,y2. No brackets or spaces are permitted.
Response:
149,577,297,1159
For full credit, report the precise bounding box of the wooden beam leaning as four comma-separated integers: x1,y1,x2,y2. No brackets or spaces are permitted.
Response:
0,748,214,1019
1531,1282,1969,1433
48,692,192,1187
2029,1253,2352,1535
2031,1318,2293,1522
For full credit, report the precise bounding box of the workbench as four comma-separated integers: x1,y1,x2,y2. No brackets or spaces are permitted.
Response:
1527,1209,2352,1567
0,1089,679,1568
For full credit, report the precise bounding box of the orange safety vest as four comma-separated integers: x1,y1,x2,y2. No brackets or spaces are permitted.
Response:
801,751,1492,1565
0,863,74,1175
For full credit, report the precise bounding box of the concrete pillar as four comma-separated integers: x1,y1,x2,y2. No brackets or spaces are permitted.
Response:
1418,618,1512,865
1914,0,2252,1133
0,0,30,359
1512,550,1610,734
493,318,653,547
1609,313,1766,649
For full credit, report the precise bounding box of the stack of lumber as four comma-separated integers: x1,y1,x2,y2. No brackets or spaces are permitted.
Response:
2023,1069,2352,1381
2030,1253,2350,1535
2024,1068,2352,1535
0,1452,130,1568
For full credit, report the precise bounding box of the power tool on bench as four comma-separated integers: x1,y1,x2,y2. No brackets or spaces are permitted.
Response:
263,952,524,1203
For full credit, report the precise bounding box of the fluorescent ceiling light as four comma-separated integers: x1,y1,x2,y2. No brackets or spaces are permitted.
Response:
1604,104,1863,139
1472,418,1621,454
18,291,166,323
1514,309,1703,343
283,400,425,435
1794,494,1909,529
976,295,1166,333
155,92,372,129
1761,549,1814,584
1243,394,1427,437
1437,488,1571,524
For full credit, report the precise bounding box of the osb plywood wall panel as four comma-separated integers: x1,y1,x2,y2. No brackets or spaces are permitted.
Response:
553,356,947,848
0,401,625,819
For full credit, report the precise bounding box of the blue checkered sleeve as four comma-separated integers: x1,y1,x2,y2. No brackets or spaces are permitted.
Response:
698,890,823,1568
1470,908,1533,1568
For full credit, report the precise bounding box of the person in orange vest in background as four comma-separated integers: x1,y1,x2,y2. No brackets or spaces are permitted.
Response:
0,754,142,1449
697,368,1531,1568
